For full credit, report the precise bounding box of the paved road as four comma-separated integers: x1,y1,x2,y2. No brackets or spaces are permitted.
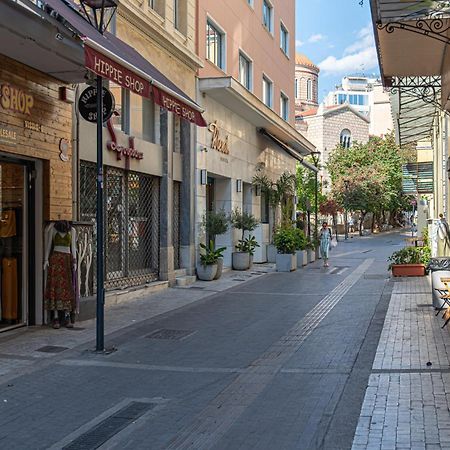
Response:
0,232,404,449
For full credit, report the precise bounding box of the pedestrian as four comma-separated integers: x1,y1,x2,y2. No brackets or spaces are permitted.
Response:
319,221,333,267
348,217,354,233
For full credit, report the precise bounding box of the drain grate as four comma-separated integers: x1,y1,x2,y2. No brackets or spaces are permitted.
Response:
189,286,205,290
364,274,388,280
146,329,194,340
35,345,69,353
361,249,373,254
63,401,155,450
232,278,246,281
417,303,433,308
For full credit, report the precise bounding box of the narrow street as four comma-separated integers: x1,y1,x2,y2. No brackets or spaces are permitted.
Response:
0,232,402,449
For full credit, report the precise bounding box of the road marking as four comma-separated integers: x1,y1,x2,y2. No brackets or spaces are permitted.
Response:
165,259,374,449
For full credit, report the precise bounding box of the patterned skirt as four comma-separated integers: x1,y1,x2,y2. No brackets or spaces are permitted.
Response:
45,252,75,311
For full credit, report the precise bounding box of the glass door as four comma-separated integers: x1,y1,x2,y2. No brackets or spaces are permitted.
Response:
0,162,25,329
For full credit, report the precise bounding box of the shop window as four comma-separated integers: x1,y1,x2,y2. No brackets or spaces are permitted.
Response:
262,0,273,33
174,0,187,35
263,75,273,108
109,82,123,131
206,20,225,69
239,51,252,91
280,22,289,55
149,0,165,17
129,92,155,142
280,92,289,121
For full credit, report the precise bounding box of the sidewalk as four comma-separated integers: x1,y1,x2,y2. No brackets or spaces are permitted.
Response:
0,263,275,382
352,275,450,450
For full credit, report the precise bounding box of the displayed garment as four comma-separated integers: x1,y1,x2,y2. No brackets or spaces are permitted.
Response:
0,209,16,238
2,257,18,321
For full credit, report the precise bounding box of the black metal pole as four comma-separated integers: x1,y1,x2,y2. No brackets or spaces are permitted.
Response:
96,75,105,352
345,208,348,240
314,171,318,239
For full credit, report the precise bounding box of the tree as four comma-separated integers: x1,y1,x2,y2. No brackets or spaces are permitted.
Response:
319,199,342,239
296,159,326,215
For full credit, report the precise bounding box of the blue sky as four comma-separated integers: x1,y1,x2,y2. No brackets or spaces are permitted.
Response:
296,0,380,101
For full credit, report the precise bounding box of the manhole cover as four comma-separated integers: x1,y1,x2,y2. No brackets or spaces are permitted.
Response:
146,329,194,340
36,345,69,353
63,401,155,450
364,274,388,279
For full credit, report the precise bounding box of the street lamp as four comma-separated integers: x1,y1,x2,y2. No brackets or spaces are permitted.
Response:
80,0,118,352
344,179,350,240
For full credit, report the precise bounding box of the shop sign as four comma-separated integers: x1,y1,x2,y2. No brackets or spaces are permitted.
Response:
0,126,17,146
106,119,143,169
208,121,230,154
78,86,115,123
0,84,34,115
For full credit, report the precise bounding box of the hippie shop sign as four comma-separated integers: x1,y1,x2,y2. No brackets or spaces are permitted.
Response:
106,117,143,170
84,45,207,127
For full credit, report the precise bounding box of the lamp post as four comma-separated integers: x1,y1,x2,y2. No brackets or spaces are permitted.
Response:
80,0,118,352
310,152,321,241
344,179,350,240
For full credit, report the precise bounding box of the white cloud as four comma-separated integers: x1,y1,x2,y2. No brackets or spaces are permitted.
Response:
296,39,304,48
308,33,326,43
318,23,378,76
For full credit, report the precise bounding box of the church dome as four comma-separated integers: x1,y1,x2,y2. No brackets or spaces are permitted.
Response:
295,53,320,72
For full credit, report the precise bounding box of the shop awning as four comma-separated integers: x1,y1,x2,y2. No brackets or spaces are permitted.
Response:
198,77,316,156
42,0,207,126
259,129,318,173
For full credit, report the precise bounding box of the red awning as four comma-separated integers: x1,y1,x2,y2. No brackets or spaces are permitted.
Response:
44,0,207,127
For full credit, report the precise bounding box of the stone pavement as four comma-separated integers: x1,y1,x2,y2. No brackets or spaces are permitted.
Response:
0,264,275,382
352,276,450,450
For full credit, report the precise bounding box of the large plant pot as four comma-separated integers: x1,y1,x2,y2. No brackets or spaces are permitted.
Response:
307,249,316,263
197,263,218,281
276,253,296,272
315,248,321,260
214,258,224,280
296,250,307,268
232,252,250,270
249,254,254,269
391,264,425,277
267,244,277,263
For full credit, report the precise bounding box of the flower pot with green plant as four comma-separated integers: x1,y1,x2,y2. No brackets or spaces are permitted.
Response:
293,228,308,268
202,209,229,279
197,241,227,281
388,246,431,277
274,227,297,272
230,208,260,270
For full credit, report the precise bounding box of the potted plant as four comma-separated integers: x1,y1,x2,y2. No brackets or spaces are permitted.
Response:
294,228,308,268
237,235,260,268
307,240,316,263
388,246,431,277
230,208,260,270
202,209,229,279
273,227,297,272
197,241,226,281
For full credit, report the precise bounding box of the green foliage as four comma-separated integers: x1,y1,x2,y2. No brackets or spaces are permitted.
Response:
296,159,327,214
229,208,260,240
236,235,260,255
199,240,226,266
202,209,229,240
388,246,431,270
293,228,307,250
273,227,298,254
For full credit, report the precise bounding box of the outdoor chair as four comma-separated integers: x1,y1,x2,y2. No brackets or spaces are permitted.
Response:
435,278,450,328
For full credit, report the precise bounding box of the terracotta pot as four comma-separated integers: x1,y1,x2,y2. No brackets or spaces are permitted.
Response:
391,264,425,277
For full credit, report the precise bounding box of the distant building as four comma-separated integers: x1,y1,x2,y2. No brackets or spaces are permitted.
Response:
297,104,370,187
295,53,319,112
323,76,393,137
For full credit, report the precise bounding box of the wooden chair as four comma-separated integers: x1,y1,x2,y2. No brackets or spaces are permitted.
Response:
436,278,450,328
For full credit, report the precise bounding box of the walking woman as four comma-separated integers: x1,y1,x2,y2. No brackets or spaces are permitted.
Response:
319,222,333,267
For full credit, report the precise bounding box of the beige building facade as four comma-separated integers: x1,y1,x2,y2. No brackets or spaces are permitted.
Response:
196,0,316,267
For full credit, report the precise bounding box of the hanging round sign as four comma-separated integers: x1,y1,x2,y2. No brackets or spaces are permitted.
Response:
78,86,115,123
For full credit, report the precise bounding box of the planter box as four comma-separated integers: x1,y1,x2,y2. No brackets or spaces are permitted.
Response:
315,248,321,260
232,252,250,271
276,253,296,272
391,264,426,277
267,244,277,263
296,250,308,268
307,249,316,263
197,264,218,281
214,258,223,280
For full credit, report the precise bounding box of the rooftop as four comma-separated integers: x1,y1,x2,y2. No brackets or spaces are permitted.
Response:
295,53,319,72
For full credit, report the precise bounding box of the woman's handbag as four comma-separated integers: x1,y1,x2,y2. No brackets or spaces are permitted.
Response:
330,239,338,248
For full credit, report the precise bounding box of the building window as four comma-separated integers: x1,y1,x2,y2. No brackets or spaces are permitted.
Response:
295,78,299,99
262,75,273,108
239,52,252,90
247,0,254,7
206,20,225,69
340,129,352,149
306,79,312,101
280,92,289,121
260,192,269,223
109,82,123,131
338,93,347,104
148,0,165,17
280,23,289,55
129,92,155,142
174,0,187,35
262,0,273,33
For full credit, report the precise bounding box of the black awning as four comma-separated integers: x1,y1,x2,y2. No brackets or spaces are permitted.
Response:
259,128,319,173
